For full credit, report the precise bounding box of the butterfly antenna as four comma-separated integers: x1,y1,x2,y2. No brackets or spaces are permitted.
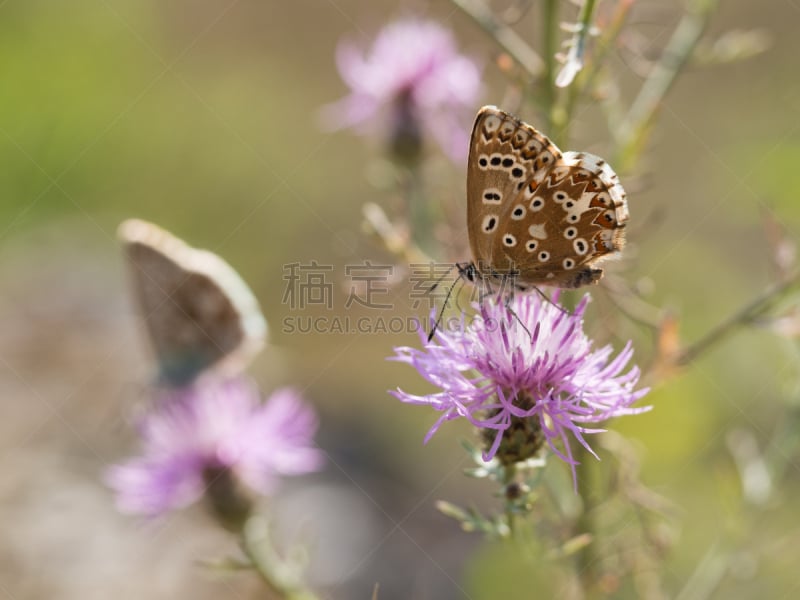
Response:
428,264,457,294
428,284,454,342
427,265,459,342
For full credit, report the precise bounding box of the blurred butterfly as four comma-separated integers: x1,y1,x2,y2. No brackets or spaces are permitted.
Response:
118,219,267,386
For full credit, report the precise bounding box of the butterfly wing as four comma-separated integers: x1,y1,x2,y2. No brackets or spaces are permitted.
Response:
497,151,628,288
467,106,628,289
118,219,267,386
466,105,564,276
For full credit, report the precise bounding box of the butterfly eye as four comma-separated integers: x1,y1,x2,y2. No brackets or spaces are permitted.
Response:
563,258,575,270
511,205,526,220
478,157,488,168
555,192,567,202
511,167,524,179
490,156,502,166
482,215,498,232
564,227,578,239
538,251,550,262
526,240,538,252
502,157,514,168
568,214,579,222
503,234,517,247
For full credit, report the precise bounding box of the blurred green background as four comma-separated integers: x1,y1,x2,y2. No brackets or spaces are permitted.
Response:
1,1,799,598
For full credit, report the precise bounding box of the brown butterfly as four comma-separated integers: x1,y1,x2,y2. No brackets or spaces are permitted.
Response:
460,105,629,291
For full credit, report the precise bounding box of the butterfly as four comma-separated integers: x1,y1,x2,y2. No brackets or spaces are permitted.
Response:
460,105,629,291
118,219,267,386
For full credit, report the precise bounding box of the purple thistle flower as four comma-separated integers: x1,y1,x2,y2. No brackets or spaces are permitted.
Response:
390,294,650,486
321,18,482,163
107,378,323,518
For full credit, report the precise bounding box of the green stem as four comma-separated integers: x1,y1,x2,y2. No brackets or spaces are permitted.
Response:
450,0,544,79
240,517,320,600
575,445,599,596
402,164,441,258
575,0,598,50
677,272,800,366
557,0,634,144
502,463,518,537
541,0,559,133
551,0,597,141
616,0,717,172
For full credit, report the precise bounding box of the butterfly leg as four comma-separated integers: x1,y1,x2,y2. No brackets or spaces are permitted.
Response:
488,274,534,341
504,297,533,340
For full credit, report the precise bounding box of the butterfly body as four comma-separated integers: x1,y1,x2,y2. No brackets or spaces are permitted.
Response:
465,106,628,291
118,219,267,386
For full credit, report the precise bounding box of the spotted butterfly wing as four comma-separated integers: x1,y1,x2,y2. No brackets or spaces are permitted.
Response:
119,219,267,386
466,106,628,289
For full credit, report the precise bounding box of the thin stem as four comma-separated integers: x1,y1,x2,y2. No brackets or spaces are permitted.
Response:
557,0,635,144
674,544,729,600
552,0,598,142
502,463,518,537
240,517,320,600
574,444,599,595
402,165,441,258
541,0,559,133
677,273,800,366
362,202,431,265
553,0,599,92
575,0,599,58
602,274,664,332
616,0,717,172
450,0,544,79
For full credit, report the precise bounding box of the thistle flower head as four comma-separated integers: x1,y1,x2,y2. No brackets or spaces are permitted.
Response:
107,378,323,518
391,294,650,486
322,18,482,163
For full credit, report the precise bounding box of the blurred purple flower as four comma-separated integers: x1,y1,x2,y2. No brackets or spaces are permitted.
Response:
390,294,650,486
322,19,482,163
107,378,323,517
